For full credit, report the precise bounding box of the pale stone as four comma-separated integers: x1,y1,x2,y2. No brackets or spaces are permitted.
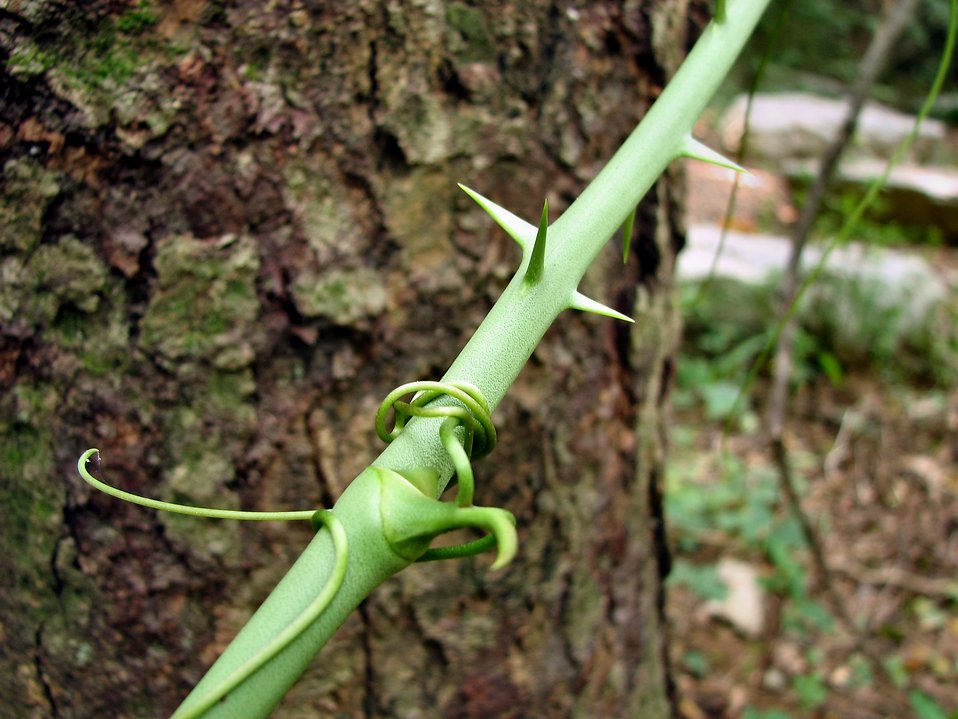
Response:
701,558,765,637
721,92,945,164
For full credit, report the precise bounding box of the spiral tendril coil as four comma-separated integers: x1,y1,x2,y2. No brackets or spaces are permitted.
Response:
375,380,496,507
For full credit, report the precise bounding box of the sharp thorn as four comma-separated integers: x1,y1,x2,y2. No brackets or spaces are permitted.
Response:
523,200,548,286
681,137,749,174
569,291,634,323
458,184,537,252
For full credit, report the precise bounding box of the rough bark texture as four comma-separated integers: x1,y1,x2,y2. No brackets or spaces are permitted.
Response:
0,1,692,716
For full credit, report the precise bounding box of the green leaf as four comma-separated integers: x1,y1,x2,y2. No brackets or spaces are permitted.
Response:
817,350,844,386
667,559,728,600
682,650,711,678
700,380,743,420
883,656,910,689
909,690,949,719
792,673,829,711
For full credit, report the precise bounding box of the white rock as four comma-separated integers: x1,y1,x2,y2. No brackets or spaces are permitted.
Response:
679,223,948,329
721,92,945,165
784,158,958,239
701,558,765,637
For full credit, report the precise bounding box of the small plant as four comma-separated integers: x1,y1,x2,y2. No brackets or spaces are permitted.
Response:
78,2,775,716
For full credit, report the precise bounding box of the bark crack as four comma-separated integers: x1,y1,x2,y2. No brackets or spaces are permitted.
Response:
543,439,585,688
648,463,677,713
34,623,59,718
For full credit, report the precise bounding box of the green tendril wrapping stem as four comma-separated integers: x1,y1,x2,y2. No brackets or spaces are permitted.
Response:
81,4,775,714
171,510,348,719
376,380,496,508
375,380,510,561
78,380,509,716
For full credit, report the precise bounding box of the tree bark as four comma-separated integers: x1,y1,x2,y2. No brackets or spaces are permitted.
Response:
0,1,691,716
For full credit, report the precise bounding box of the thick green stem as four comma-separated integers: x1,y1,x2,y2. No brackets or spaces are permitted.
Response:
377,0,770,483
173,3,771,716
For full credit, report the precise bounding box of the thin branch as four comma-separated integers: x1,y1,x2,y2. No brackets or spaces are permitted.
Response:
831,558,958,599
767,0,922,438
765,0,921,632
764,0,925,702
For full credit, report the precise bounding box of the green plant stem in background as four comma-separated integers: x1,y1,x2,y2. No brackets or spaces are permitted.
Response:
160,2,774,716
722,0,958,435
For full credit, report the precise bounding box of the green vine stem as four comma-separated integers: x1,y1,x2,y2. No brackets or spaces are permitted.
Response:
81,380,515,719
81,2,772,716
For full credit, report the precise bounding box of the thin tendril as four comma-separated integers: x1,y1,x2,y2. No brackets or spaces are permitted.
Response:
78,448,350,717
375,380,496,460
76,448,315,522
172,510,349,719
376,380,497,504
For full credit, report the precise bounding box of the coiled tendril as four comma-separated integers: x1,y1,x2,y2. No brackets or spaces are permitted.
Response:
375,380,513,564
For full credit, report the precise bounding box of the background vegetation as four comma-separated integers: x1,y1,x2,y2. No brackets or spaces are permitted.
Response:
669,1,958,716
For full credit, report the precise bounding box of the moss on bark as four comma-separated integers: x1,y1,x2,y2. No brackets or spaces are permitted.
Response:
0,1,694,715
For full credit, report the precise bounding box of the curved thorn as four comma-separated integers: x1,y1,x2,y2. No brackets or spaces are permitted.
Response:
569,291,635,323
484,509,518,570
451,507,517,570
681,136,749,174
458,184,537,252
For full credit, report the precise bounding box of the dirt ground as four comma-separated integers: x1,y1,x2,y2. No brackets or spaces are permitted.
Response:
669,165,958,719
668,380,958,719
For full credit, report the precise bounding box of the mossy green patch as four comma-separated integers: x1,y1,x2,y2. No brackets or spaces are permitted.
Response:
139,234,261,372
0,417,61,596
54,3,161,87
8,2,183,139
282,162,367,263
151,363,257,563
47,280,131,377
0,158,61,254
446,3,496,62
29,236,109,319
117,1,158,35
0,234,109,334
205,368,257,424
290,267,387,325
382,169,460,288
6,40,58,77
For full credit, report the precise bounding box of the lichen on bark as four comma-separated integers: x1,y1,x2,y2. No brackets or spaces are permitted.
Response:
0,0,696,715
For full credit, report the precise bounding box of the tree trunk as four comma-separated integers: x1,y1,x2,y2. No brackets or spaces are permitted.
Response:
0,1,691,716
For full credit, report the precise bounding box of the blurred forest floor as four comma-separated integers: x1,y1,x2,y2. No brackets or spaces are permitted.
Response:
667,154,958,719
